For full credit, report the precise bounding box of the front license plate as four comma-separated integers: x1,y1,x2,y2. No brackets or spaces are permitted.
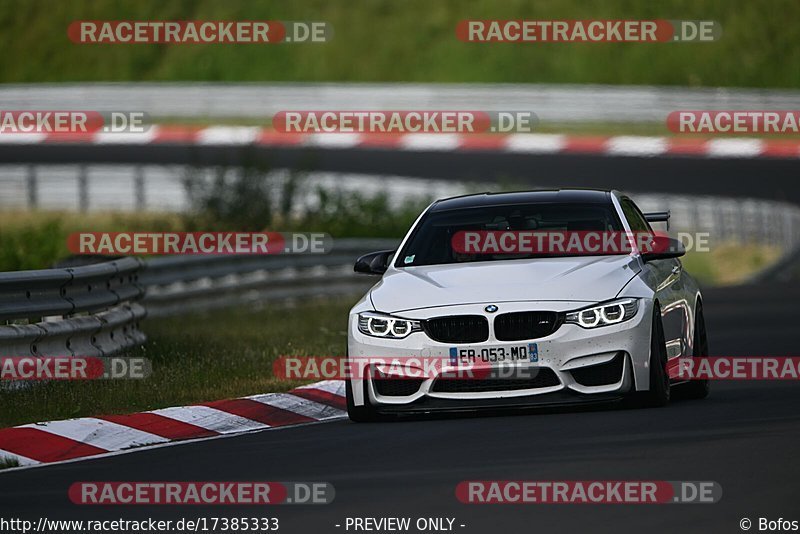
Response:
449,343,538,365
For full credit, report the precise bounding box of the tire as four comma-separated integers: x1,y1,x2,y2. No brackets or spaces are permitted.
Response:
630,303,670,408
345,377,383,423
676,301,711,400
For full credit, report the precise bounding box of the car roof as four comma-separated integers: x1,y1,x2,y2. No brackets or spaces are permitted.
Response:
429,189,614,212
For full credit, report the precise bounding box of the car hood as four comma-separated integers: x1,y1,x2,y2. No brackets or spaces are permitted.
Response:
369,255,640,313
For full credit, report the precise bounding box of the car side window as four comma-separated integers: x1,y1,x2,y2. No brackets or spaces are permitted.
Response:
620,198,652,233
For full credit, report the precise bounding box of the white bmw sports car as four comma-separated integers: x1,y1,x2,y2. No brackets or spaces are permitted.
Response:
346,190,709,422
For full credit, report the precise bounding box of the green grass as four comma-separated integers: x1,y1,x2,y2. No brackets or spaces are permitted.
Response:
0,0,798,87
0,296,353,428
681,242,783,286
0,456,20,470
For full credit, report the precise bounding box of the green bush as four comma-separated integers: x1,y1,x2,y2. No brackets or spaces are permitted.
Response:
0,218,65,271
0,211,186,271
180,166,431,236
296,187,429,237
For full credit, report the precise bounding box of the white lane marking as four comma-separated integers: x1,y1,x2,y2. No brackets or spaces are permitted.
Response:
149,405,268,434
303,133,363,147
504,133,566,153
94,128,158,144
399,133,461,151
196,126,260,145
606,136,668,156
705,138,764,158
19,418,168,451
247,392,346,421
0,133,47,144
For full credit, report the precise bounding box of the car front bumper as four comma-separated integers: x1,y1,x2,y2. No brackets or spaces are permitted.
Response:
347,299,655,411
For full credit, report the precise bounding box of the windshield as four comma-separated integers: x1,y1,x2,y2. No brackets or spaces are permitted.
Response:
395,202,625,267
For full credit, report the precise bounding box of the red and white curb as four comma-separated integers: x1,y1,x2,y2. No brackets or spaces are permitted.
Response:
1,126,798,159
0,380,346,468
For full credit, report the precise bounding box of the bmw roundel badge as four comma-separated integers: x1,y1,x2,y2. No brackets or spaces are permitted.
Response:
485,305,498,313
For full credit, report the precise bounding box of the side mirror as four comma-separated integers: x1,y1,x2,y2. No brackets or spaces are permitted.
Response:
641,237,685,262
354,250,395,275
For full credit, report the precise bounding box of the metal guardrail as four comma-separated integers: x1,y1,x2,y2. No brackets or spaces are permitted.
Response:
0,240,398,356
0,257,146,357
3,83,799,123
141,238,399,317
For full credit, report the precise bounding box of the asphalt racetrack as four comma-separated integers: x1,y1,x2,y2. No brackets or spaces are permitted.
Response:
0,281,797,533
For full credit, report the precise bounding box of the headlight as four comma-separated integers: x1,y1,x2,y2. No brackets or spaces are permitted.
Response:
565,299,639,328
357,312,422,339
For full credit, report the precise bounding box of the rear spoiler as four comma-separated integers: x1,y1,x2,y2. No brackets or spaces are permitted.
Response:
644,211,670,230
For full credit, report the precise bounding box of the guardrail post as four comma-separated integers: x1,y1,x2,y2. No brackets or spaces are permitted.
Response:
26,165,38,209
713,203,724,243
78,165,89,213
134,166,146,211
759,203,767,245
736,202,745,243
689,198,700,235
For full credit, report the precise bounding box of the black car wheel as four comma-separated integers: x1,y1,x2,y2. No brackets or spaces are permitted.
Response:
629,302,670,408
675,301,711,400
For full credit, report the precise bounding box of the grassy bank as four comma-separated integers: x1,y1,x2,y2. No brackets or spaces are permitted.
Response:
0,296,352,428
681,243,782,286
1,0,798,87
